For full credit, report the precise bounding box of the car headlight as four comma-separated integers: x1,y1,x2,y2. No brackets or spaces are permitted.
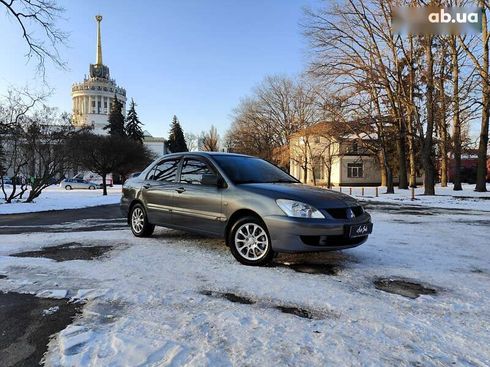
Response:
276,199,325,219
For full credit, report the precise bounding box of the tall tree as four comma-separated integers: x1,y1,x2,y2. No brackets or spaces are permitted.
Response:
104,95,125,137
125,99,144,143
167,115,188,152
459,1,489,192
450,36,463,191
0,136,5,179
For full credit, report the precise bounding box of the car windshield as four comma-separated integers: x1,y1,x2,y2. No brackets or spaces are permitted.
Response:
212,155,299,184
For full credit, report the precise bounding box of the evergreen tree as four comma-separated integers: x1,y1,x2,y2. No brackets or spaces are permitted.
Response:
104,95,126,137
167,115,188,152
125,99,144,143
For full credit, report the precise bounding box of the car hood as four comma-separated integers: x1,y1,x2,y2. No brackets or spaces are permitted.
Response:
238,183,359,208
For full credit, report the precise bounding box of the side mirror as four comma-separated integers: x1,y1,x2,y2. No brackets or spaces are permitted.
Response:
201,174,219,186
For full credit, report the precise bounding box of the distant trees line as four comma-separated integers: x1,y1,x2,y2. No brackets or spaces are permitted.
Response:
224,0,489,194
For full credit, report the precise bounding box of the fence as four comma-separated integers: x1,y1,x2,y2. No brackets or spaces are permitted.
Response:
328,186,417,200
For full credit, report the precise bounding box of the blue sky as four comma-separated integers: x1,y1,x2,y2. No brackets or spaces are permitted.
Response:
0,0,320,138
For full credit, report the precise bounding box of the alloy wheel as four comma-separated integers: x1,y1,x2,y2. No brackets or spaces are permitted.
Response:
131,207,145,234
234,223,269,261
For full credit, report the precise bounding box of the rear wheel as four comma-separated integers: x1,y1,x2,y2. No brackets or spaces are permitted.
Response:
228,216,274,266
65,185,72,190
89,185,95,190
130,204,155,237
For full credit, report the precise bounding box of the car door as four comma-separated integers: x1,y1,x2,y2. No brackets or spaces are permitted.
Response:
74,179,86,189
172,157,224,235
141,157,181,225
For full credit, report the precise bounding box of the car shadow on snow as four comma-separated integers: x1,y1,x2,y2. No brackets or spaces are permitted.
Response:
272,251,361,276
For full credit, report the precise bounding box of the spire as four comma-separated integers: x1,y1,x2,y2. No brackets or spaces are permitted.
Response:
95,15,103,65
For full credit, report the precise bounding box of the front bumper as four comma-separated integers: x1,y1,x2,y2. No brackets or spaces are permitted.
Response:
263,213,372,253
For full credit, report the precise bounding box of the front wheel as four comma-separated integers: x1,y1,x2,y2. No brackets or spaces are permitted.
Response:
228,216,274,266
89,185,95,190
130,204,155,237
65,185,72,190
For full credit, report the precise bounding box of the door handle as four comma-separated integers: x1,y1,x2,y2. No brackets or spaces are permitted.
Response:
175,187,186,194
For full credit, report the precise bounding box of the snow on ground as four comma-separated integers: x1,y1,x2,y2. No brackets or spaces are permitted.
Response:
0,185,122,214
0,205,489,366
328,183,490,211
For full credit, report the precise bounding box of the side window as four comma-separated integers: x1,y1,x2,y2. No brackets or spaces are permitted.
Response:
180,159,214,185
150,159,180,182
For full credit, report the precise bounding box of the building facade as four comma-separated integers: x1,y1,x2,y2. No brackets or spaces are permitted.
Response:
71,15,127,135
71,15,166,157
289,132,381,187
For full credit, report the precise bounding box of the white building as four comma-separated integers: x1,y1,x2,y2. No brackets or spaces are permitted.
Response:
289,122,381,187
71,15,166,156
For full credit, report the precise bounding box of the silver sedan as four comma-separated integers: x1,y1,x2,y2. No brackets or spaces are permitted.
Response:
60,178,101,190
121,152,372,266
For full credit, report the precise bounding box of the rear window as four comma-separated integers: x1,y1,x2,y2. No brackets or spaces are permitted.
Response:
180,159,215,185
149,159,180,182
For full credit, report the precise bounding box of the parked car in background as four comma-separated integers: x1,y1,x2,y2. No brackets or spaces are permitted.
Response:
60,178,101,190
2,176,13,185
73,172,113,187
121,152,373,266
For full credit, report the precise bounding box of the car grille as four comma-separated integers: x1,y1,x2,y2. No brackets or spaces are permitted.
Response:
324,206,364,219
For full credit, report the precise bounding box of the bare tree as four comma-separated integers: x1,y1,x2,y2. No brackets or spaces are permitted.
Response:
302,0,481,195
72,133,154,195
20,109,81,202
184,132,199,151
0,0,67,77
200,125,220,152
458,1,489,192
226,75,321,168
0,89,47,202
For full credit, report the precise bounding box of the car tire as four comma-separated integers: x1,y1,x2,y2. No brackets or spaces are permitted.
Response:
130,203,155,237
65,185,72,190
89,185,95,190
228,216,274,266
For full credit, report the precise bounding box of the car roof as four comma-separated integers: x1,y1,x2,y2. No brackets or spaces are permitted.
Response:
161,152,253,159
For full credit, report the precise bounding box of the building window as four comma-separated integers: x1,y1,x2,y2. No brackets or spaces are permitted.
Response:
347,163,363,178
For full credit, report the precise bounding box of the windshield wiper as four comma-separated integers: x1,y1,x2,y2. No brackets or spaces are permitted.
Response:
269,179,297,183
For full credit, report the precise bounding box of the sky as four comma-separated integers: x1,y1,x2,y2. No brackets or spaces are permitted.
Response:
0,0,321,138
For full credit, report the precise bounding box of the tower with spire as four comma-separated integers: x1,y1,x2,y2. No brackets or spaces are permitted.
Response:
71,15,127,134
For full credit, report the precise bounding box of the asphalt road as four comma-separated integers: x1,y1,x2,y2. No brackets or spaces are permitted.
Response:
1,201,489,235
0,204,126,234
0,292,81,367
